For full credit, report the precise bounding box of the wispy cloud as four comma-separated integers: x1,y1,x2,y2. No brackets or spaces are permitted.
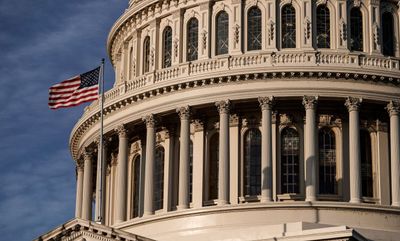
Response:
0,1,126,240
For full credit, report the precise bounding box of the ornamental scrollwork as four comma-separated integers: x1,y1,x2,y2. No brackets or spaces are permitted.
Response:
302,96,318,110
233,24,240,44
201,29,207,50
339,19,347,41
258,96,274,110
215,100,231,114
177,106,191,120
304,18,311,40
115,124,128,138
174,38,179,58
268,19,275,41
373,22,380,47
142,114,156,128
345,97,362,112
386,101,400,117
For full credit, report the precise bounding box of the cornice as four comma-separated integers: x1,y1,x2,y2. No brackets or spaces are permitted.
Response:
69,65,400,161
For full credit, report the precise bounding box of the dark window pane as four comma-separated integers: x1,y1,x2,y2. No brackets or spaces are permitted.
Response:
350,8,363,51
361,130,373,197
382,12,395,56
154,147,165,210
282,4,296,48
281,127,300,193
163,26,172,68
216,11,229,55
143,36,150,73
317,5,330,48
318,128,337,194
132,156,141,218
187,18,199,61
244,129,261,196
247,7,262,51
209,133,219,200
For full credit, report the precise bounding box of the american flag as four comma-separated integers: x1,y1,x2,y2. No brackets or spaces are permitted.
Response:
49,67,100,109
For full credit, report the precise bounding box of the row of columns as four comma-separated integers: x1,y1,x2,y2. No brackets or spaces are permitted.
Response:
74,98,400,223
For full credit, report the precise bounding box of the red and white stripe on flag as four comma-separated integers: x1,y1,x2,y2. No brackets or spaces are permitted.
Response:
48,75,98,109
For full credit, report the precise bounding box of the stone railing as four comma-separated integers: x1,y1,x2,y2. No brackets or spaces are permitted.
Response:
83,52,400,113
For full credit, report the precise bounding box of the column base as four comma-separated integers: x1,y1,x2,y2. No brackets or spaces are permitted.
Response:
391,202,400,207
349,198,361,204
305,197,317,202
260,197,273,203
177,204,190,210
217,200,230,206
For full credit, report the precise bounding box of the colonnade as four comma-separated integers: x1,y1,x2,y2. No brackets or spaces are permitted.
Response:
74,97,400,224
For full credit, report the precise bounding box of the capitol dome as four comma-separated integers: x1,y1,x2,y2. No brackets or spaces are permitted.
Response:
38,0,400,240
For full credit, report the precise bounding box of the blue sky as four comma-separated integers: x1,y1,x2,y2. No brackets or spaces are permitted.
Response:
0,1,126,240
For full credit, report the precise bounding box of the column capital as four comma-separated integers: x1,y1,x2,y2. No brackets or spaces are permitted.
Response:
83,149,93,161
229,114,240,127
94,136,109,147
76,159,84,171
115,124,128,138
215,100,231,114
177,106,191,120
142,114,156,128
258,96,274,110
345,97,363,112
386,101,400,117
302,96,318,110
192,119,204,132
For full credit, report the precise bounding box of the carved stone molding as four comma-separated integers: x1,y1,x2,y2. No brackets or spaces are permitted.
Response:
258,96,274,110
116,124,128,138
177,106,191,120
76,159,84,171
345,97,362,112
279,113,294,126
267,19,275,41
302,96,318,110
83,149,93,161
215,100,231,114
142,114,156,128
386,101,400,117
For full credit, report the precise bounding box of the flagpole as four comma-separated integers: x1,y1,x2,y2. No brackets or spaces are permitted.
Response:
96,59,105,223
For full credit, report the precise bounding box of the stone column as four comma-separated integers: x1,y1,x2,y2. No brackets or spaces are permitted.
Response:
215,100,231,205
95,138,108,224
115,125,129,224
345,97,362,203
387,101,400,206
258,97,274,202
303,96,318,202
177,106,191,209
143,115,156,215
75,160,84,218
82,150,93,220
192,119,205,208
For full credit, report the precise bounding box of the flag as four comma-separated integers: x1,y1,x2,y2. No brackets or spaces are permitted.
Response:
49,67,100,109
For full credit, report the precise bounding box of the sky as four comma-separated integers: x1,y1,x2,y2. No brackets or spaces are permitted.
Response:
0,1,127,240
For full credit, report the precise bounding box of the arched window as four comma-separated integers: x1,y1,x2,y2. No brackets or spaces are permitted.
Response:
216,11,229,55
360,130,373,197
154,146,165,210
247,7,262,51
350,8,363,51
318,128,337,194
244,129,261,196
282,4,296,48
189,140,193,202
382,12,395,56
209,133,219,200
316,5,330,48
162,26,172,68
281,127,300,193
187,18,199,61
132,155,141,218
143,36,150,73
